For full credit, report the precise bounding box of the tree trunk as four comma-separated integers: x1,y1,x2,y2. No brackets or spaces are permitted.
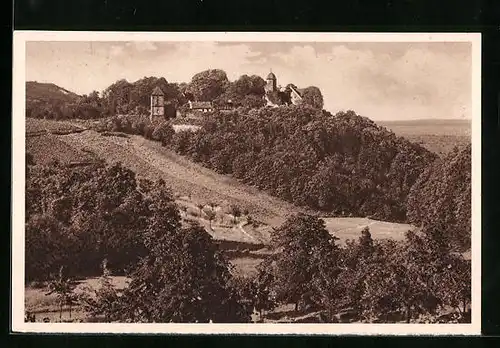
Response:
295,302,299,312
60,302,63,321
406,304,411,323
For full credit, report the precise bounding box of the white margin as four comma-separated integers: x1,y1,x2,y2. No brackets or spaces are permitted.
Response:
11,31,482,335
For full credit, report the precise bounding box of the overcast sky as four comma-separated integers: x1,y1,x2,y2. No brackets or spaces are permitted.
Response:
26,41,472,121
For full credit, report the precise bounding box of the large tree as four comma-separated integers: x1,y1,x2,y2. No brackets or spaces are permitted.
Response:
188,69,230,102
301,86,324,109
214,74,266,108
25,162,150,280
119,221,251,323
266,213,339,311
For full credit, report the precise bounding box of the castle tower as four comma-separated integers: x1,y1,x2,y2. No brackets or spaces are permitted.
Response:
265,71,277,93
150,86,165,121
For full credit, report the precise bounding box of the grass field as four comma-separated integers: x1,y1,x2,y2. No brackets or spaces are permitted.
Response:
26,118,88,135
25,276,129,322
26,134,98,165
58,130,302,226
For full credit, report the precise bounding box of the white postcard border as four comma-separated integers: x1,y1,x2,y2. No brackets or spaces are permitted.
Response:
11,31,482,335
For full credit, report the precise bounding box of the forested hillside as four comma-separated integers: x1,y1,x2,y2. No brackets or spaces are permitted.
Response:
168,105,437,222
407,144,471,251
25,159,471,324
26,81,80,103
25,69,325,122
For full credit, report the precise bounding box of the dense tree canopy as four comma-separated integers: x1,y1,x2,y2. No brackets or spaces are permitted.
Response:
25,161,150,279
102,77,182,116
214,74,266,108
300,86,324,109
407,144,471,251
265,214,339,310
253,214,471,323
171,106,436,221
120,221,251,323
187,69,230,102
26,71,321,121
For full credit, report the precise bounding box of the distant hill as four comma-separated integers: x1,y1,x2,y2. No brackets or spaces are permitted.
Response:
378,119,471,137
26,81,81,103
377,119,471,156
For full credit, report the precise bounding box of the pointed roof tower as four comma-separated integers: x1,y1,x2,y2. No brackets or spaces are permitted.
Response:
151,86,164,96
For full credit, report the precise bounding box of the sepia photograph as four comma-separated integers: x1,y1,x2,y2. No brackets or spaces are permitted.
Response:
12,32,481,335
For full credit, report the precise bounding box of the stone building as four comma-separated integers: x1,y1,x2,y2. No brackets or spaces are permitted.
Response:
150,86,165,121
264,70,303,107
188,100,214,112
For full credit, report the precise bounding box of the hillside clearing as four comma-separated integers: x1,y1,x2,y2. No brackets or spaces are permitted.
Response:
26,117,88,135
54,130,416,244
58,130,301,226
324,217,414,244
26,134,98,165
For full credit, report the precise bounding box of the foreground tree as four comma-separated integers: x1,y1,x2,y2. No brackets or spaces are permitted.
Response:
121,223,250,323
267,214,339,311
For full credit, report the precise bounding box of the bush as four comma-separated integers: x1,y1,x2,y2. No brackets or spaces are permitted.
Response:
152,122,175,145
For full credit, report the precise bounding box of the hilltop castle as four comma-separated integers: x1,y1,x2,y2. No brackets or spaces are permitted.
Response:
264,71,304,107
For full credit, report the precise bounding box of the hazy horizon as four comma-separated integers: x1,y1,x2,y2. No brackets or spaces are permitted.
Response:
26,41,472,121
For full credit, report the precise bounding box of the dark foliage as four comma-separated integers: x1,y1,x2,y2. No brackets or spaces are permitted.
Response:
26,161,251,323
187,69,230,102
407,144,471,251
257,214,471,323
96,115,175,146
170,106,436,222
26,162,152,280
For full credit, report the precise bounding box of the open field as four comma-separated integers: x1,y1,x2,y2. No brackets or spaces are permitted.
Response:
379,119,471,156
26,122,432,324
26,117,88,136
324,217,413,244
25,276,129,322
26,134,99,165
58,130,302,226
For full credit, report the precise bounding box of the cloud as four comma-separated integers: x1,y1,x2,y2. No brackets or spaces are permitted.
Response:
268,43,471,119
26,41,472,120
150,42,267,82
